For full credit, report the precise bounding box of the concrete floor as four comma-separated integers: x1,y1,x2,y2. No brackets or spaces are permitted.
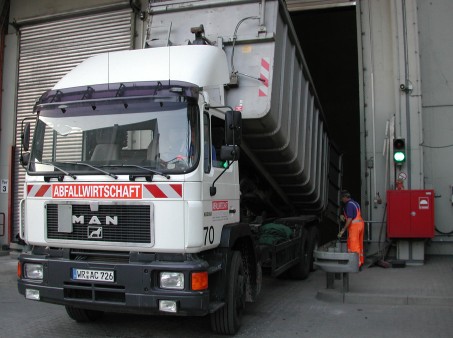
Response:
2,252,453,337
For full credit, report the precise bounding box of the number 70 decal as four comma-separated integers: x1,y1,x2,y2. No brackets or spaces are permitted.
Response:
203,226,214,245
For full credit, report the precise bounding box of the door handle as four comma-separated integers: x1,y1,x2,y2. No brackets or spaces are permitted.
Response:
229,209,236,214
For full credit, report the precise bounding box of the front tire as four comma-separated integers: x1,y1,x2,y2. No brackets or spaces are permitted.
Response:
65,306,104,322
211,251,246,335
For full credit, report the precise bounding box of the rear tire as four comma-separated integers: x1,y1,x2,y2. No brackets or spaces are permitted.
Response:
65,306,104,322
211,251,246,335
288,228,310,280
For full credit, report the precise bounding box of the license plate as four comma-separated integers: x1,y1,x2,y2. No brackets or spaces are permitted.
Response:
71,268,115,282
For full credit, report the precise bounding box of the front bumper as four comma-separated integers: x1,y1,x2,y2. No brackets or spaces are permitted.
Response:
18,253,211,316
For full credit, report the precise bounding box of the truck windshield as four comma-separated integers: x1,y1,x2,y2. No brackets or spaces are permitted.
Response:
28,97,200,177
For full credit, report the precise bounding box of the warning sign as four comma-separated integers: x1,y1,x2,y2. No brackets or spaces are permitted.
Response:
419,197,429,210
398,172,407,180
1,179,8,194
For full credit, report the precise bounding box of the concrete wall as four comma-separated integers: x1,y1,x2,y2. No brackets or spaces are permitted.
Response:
357,0,401,255
418,0,453,252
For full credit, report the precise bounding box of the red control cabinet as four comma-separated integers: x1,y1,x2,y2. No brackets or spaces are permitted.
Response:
387,190,435,238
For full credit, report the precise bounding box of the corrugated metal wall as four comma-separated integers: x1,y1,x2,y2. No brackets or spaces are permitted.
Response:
13,8,133,240
418,0,453,240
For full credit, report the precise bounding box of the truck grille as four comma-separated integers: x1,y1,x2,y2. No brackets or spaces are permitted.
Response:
46,204,152,243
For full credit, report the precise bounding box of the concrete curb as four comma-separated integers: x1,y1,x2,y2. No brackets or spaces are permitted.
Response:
345,292,408,305
408,296,453,306
317,289,453,306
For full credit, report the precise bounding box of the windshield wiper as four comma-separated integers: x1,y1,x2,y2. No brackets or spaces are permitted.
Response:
34,161,77,180
75,162,118,179
102,164,170,180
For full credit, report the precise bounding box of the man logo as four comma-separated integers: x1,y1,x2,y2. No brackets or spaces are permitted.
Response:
73,215,118,225
88,226,103,239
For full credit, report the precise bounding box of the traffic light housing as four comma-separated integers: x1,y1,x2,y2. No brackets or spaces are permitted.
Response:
393,138,406,165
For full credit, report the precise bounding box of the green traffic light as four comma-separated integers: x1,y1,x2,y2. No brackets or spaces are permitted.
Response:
393,151,405,163
393,138,406,164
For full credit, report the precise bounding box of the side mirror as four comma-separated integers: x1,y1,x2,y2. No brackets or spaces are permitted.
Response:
220,145,240,161
22,122,31,152
225,110,242,146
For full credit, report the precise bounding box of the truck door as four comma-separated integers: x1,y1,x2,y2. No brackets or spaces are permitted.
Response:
202,113,240,248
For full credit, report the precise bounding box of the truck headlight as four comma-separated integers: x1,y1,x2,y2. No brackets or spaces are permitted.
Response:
25,289,40,300
159,300,177,313
160,272,184,290
24,263,43,280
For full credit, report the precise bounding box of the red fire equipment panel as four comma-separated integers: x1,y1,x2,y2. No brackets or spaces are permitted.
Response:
387,190,434,238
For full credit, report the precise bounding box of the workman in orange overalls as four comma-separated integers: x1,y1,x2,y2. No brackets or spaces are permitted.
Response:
338,190,364,268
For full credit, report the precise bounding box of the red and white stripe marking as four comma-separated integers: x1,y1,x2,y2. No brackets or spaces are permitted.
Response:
27,184,51,197
259,57,270,97
143,184,183,199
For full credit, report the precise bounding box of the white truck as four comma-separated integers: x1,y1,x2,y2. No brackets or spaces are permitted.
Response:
17,0,342,334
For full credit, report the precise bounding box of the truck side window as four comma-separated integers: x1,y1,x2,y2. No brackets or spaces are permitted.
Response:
211,115,224,168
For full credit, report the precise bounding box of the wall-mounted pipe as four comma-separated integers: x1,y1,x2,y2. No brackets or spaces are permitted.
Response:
260,0,266,27
402,0,412,189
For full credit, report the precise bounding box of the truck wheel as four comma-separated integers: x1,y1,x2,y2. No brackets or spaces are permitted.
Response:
288,228,310,280
210,251,246,335
308,226,319,271
65,306,104,322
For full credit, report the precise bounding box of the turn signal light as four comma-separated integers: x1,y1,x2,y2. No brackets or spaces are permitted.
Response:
191,271,208,290
17,262,22,278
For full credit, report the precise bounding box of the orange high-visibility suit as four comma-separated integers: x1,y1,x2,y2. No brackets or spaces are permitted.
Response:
343,200,364,267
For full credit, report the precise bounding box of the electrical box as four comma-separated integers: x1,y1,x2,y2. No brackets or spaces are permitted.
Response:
387,190,435,238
